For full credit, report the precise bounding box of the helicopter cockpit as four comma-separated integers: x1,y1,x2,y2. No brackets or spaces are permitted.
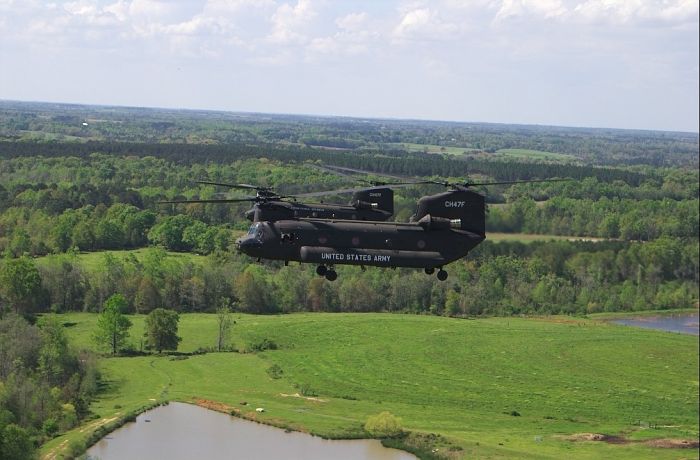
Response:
247,223,263,238
236,222,268,255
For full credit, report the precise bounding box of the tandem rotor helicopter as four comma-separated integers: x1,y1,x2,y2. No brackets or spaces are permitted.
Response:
163,167,566,281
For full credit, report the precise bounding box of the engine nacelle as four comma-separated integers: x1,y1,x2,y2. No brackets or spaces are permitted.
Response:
417,214,461,230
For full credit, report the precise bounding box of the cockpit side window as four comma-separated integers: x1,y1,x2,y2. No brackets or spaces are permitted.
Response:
248,223,263,239
253,223,264,239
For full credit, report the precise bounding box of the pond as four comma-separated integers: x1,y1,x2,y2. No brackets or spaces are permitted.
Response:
610,312,698,335
86,402,417,460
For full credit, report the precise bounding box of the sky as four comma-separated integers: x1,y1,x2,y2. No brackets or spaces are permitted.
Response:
0,0,698,132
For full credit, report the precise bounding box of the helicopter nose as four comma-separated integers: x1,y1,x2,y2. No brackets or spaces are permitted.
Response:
236,237,262,254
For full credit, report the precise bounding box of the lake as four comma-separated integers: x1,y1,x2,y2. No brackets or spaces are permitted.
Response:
86,402,417,460
610,312,699,335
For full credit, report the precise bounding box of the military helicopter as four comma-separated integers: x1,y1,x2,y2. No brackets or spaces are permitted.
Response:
160,181,402,222
235,177,569,281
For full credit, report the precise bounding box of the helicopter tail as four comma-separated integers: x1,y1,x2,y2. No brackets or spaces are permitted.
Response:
350,187,394,215
412,189,485,236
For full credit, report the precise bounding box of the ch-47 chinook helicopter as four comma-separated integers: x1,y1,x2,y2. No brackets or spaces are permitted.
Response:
160,180,404,222
235,178,565,281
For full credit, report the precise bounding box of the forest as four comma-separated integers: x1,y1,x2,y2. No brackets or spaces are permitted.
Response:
0,101,697,457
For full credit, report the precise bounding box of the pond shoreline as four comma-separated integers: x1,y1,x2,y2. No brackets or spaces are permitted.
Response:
599,311,699,335
85,400,419,460
588,308,698,320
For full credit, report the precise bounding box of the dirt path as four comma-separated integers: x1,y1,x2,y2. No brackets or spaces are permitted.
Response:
42,415,120,460
279,392,327,403
564,433,699,449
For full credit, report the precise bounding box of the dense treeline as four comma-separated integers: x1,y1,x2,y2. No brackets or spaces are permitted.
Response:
0,156,697,258
2,238,697,319
0,202,234,257
489,197,699,239
2,101,698,167
0,140,650,185
0,314,98,458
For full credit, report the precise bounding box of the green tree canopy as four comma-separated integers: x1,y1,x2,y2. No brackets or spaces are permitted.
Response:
144,308,181,352
0,256,42,315
94,294,132,355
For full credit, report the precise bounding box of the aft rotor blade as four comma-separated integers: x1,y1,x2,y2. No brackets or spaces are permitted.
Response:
318,165,442,187
158,198,257,204
196,181,270,191
465,178,572,187
322,164,413,182
289,183,417,199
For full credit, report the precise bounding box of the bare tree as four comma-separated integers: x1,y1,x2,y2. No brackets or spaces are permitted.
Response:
216,299,233,352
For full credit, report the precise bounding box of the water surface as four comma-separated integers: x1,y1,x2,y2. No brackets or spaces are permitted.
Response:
87,402,416,460
611,312,698,335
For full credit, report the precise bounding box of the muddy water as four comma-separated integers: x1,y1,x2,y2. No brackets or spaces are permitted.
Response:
86,402,417,460
611,312,698,335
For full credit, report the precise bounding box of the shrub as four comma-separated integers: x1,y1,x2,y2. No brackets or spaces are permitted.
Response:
365,411,403,437
43,418,59,436
299,383,317,397
266,364,284,379
66,439,85,458
246,338,278,352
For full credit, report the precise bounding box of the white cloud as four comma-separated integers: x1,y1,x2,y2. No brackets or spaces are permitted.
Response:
392,6,460,42
494,0,567,22
336,12,368,31
0,0,696,130
268,0,317,44
306,11,379,58
572,0,699,25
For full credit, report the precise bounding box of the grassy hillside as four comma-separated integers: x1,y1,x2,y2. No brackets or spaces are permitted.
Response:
41,313,698,459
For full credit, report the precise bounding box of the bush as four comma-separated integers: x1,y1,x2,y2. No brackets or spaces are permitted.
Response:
266,364,283,379
299,383,317,397
246,338,278,352
43,418,59,436
66,439,85,458
364,411,403,437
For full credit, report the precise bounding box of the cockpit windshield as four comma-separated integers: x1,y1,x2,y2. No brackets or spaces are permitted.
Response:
247,223,264,239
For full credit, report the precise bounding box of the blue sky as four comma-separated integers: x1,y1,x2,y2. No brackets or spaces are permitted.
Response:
1,0,698,132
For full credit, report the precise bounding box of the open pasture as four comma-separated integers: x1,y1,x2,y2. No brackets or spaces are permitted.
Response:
495,149,578,162
43,312,699,459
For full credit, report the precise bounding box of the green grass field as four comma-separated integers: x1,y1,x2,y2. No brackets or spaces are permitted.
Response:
41,313,698,459
495,149,577,162
387,143,479,156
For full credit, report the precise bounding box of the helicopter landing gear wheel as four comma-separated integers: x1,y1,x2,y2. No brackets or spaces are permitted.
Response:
325,270,338,281
424,267,435,275
316,265,328,276
437,269,448,281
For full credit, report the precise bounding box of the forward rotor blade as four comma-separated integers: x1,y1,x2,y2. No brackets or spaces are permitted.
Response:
158,198,257,204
